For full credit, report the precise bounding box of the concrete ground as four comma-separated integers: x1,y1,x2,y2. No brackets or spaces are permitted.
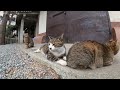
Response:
18,43,120,79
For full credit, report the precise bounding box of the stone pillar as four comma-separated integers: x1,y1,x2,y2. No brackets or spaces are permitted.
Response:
35,18,39,37
19,17,24,43
18,27,20,43
38,11,47,34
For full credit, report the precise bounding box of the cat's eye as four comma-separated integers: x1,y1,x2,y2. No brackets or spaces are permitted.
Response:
53,44,55,45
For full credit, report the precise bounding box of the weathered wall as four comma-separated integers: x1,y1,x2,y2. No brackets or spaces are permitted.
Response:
34,11,120,43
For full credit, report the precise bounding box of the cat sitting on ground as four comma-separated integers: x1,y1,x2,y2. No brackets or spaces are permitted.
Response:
103,39,119,66
23,33,34,49
67,39,119,70
34,34,67,66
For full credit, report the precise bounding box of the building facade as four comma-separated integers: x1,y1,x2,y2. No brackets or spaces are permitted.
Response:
17,11,120,44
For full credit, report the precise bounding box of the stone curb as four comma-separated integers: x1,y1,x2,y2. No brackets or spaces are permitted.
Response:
18,44,120,79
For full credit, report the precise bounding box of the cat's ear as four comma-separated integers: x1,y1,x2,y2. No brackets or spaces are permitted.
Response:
109,39,117,45
109,38,116,42
48,36,54,40
58,33,64,40
109,39,113,42
109,39,117,43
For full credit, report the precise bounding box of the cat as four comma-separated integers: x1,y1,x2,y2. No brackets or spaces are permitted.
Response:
34,34,67,66
23,33,34,49
103,39,119,66
67,39,119,70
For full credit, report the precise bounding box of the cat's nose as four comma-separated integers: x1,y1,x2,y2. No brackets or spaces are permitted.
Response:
50,48,52,50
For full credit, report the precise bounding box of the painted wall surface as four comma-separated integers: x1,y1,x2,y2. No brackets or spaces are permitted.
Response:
109,11,120,22
38,11,47,34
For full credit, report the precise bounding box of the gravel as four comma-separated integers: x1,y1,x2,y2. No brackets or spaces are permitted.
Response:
0,44,60,79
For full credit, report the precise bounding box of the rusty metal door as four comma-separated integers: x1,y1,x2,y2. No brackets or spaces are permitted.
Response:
46,11,112,43
46,11,67,42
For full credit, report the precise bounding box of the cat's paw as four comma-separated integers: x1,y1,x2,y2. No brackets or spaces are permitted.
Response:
34,49,40,53
89,64,96,70
104,61,113,66
56,59,67,66
63,56,67,61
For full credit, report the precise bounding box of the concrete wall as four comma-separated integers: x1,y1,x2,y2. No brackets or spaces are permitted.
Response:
33,11,47,44
109,11,120,22
38,11,47,34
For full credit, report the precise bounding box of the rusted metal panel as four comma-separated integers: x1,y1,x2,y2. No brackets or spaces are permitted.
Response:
66,11,112,43
46,11,112,43
46,11,66,42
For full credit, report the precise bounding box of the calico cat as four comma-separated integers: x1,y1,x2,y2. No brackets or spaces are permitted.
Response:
34,34,67,66
67,39,119,70
23,33,34,49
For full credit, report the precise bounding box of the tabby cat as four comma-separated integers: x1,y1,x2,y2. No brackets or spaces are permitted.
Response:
103,39,119,66
23,33,34,49
34,34,67,66
67,39,119,70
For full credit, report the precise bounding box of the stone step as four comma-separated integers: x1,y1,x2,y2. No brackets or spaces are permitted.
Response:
18,44,120,79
